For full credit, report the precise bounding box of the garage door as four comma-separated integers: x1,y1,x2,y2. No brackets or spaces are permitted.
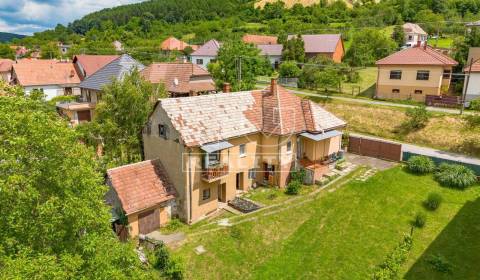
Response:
77,110,91,122
138,208,160,234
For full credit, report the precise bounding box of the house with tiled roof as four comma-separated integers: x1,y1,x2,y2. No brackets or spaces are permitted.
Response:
190,39,221,70
257,44,283,68
57,54,144,125
160,36,198,52
0,59,13,81
375,46,458,102
403,23,428,48
73,54,120,80
287,34,344,62
142,79,346,223
141,62,216,97
463,47,480,102
11,59,81,100
106,159,176,237
242,34,278,45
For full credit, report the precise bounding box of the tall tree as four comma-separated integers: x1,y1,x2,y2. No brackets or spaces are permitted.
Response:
345,29,397,66
77,70,165,167
0,43,15,59
0,96,152,279
282,35,305,63
392,25,406,47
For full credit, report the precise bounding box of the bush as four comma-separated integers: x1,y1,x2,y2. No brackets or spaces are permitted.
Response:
164,256,185,280
414,212,426,228
154,243,185,279
372,234,413,279
279,60,301,78
402,106,430,131
469,98,480,111
285,180,301,195
407,156,436,174
434,163,477,189
424,192,443,211
165,218,183,232
154,243,170,270
426,254,453,274
464,113,480,128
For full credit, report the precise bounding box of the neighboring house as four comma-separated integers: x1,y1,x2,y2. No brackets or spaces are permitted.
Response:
288,34,344,62
403,23,428,48
375,46,458,102
141,62,216,97
463,47,480,102
106,159,176,237
73,54,120,80
11,59,81,100
160,37,198,52
58,54,144,125
190,39,221,70
242,34,278,45
0,59,13,81
113,40,123,52
10,45,28,58
58,43,71,55
257,44,283,68
142,79,346,223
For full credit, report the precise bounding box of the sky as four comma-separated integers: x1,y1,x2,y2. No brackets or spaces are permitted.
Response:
0,0,144,35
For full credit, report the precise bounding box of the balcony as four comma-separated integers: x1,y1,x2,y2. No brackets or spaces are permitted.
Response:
202,164,229,182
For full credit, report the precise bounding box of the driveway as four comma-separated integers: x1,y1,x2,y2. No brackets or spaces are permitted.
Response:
345,152,397,170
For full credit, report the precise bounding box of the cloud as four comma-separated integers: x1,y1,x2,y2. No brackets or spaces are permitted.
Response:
0,0,144,35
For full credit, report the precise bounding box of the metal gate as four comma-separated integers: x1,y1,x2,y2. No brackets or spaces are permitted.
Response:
349,136,402,162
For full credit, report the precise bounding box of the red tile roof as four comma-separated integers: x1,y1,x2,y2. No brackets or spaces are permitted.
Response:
160,37,198,51
12,59,81,86
107,159,176,215
376,46,458,66
0,59,13,72
463,60,480,72
242,34,278,45
141,63,215,94
288,34,342,54
73,55,120,78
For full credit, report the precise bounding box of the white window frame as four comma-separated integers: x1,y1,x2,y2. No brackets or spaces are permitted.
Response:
286,140,292,153
239,144,246,158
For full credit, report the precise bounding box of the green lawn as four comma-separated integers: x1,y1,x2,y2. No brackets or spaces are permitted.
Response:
172,167,480,279
428,37,455,49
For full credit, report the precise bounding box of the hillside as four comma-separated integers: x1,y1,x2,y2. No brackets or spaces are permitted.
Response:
254,0,354,8
0,32,26,43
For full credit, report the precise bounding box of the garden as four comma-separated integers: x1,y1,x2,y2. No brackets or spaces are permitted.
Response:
169,163,479,279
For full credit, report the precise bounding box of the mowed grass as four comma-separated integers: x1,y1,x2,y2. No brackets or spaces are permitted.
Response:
172,167,480,279
318,100,480,157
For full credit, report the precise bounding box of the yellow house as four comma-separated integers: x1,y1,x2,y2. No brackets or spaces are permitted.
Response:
376,46,458,102
142,79,346,224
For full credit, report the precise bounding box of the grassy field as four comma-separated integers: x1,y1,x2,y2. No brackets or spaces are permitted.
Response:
428,37,455,49
172,167,480,279
312,99,480,157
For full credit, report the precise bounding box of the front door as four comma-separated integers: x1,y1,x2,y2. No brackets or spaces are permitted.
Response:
138,208,160,234
218,183,227,202
236,172,244,190
77,110,91,122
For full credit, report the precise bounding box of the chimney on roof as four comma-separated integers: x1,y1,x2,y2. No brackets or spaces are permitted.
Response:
271,78,278,95
223,82,231,93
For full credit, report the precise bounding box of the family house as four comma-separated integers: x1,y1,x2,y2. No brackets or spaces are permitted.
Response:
376,46,458,102
190,39,221,70
142,79,346,224
403,23,428,48
58,54,144,125
160,37,198,52
257,44,283,68
242,34,278,45
11,59,81,100
106,159,177,237
288,34,344,63
141,62,216,97
463,47,480,102
73,54,120,80
0,59,13,81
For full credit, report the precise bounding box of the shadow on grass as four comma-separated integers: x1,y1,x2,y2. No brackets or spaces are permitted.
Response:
357,83,376,98
404,197,480,279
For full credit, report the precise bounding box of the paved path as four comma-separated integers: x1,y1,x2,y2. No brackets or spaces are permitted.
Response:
350,132,480,166
146,231,186,246
284,88,474,115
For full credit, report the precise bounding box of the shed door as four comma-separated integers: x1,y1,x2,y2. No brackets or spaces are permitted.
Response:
138,208,160,234
77,110,91,122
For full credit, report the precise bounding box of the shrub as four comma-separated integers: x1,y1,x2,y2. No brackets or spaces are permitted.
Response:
154,243,185,279
285,180,301,195
424,192,443,211
402,106,430,131
154,243,170,270
290,169,306,182
469,98,480,111
434,163,477,189
464,113,480,128
164,256,185,280
279,60,301,78
165,218,183,232
414,212,426,228
427,254,453,274
407,156,436,174
372,234,413,279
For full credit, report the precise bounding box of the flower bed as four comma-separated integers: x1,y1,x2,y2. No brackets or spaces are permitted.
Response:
228,197,262,213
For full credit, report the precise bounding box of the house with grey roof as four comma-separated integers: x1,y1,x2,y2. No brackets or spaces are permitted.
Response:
287,34,344,63
190,39,221,70
257,44,283,68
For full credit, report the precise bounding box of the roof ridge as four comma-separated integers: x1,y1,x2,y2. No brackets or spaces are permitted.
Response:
107,159,157,173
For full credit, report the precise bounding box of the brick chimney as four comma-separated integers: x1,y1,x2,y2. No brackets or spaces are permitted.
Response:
223,82,231,93
416,40,421,48
271,78,278,95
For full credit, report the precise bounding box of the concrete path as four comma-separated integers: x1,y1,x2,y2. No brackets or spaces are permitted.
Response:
146,231,186,246
350,132,480,166
285,88,474,115
345,153,397,170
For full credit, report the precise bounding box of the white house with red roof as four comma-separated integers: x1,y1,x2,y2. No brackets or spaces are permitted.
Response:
190,39,221,70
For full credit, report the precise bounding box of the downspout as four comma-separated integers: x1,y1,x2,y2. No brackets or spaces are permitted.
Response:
277,136,281,187
188,148,193,224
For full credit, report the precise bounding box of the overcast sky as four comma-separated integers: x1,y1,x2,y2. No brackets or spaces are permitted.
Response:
0,0,144,35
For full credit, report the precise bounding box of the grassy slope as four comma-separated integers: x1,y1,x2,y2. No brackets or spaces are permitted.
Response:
173,167,480,279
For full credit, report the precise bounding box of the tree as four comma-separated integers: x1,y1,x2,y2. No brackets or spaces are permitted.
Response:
298,56,341,90
282,35,305,63
77,70,165,166
0,97,152,279
345,29,397,66
0,43,15,59
40,42,61,59
314,67,342,93
279,60,301,78
392,25,406,47
208,41,271,91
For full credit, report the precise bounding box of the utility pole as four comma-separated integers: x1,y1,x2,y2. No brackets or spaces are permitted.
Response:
461,58,473,115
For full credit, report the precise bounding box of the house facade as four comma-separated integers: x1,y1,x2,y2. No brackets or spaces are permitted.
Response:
257,44,283,68
288,34,344,63
142,79,346,223
190,39,221,70
403,23,428,48
376,46,458,102
0,59,13,82
11,59,81,100
160,37,198,52
463,47,480,102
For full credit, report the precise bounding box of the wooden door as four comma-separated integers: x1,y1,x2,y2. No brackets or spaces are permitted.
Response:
138,208,160,234
77,110,91,122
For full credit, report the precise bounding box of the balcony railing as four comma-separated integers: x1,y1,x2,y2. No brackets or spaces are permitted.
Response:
202,164,229,182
